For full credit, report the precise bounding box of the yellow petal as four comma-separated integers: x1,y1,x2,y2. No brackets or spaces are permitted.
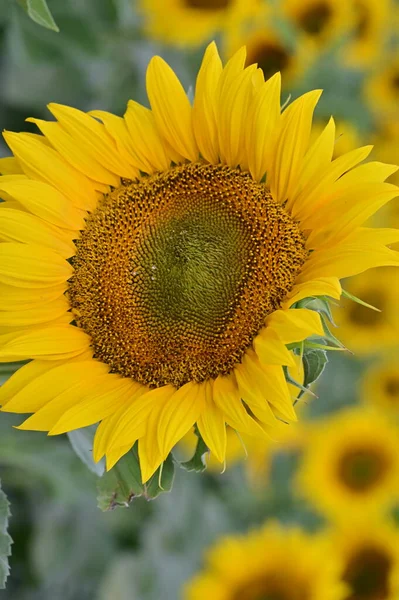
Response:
0,157,24,175
3,131,99,212
0,177,86,230
0,243,72,287
246,72,281,181
192,42,223,164
124,101,171,172
0,296,70,326
138,432,164,483
234,360,278,426
213,373,266,437
93,402,133,463
253,329,296,366
266,308,325,344
0,282,67,311
1,359,107,413
47,104,137,179
0,207,75,258
105,444,132,471
0,326,90,361
50,377,139,434
196,380,226,464
269,90,322,204
157,381,205,458
285,277,341,306
146,56,198,161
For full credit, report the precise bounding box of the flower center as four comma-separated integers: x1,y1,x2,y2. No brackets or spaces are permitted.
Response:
232,574,310,600
354,0,369,39
298,2,332,36
247,43,290,82
337,446,389,493
68,163,307,388
384,376,399,401
343,546,392,600
184,0,230,10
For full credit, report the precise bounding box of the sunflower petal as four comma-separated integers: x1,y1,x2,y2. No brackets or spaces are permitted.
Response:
0,243,72,288
266,308,324,344
196,380,226,464
0,326,90,361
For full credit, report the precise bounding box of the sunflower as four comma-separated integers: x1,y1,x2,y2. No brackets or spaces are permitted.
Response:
281,0,353,47
0,43,398,483
184,522,348,600
333,267,399,355
343,0,392,67
361,357,399,419
311,119,363,160
137,0,259,47
365,57,399,125
331,517,399,600
296,407,399,521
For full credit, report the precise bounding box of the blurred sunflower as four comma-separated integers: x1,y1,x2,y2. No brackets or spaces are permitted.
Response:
365,57,399,125
0,43,398,483
281,0,353,47
138,0,259,47
296,407,399,521
361,357,399,418
334,267,399,355
344,0,392,67
332,517,399,600
185,523,347,600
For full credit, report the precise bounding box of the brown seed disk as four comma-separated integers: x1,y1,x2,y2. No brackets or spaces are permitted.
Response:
68,163,308,388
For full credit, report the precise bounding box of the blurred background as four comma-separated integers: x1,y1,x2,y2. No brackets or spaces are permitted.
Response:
0,0,398,598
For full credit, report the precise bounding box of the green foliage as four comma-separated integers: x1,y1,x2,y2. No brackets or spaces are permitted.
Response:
67,426,105,477
302,348,328,388
181,433,208,473
0,481,12,589
97,446,175,511
16,0,59,31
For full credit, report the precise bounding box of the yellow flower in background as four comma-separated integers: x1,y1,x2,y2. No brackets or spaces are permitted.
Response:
185,523,347,600
0,42,398,483
361,357,399,418
311,119,363,159
365,56,399,124
331,517,399,600
281,0,353,47
138,0,259,47
296,407,399,521
333,267,399,355
343,0,392,67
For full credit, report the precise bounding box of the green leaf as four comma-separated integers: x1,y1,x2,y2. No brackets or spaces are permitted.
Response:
296,295,336,324
180,435,208,473
0,480,12,589
67,426,104,477
96,445,175,510
17,0,59,32
302,347,328,388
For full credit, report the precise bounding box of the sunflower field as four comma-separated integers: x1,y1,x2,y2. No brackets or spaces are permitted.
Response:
0,0,398,599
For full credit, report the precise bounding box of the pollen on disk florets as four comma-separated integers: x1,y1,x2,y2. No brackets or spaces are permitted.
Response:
68,163,308,388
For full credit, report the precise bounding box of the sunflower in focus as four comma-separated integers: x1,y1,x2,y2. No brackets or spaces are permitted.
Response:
281,0,353,47
311,119,363,160
0,43,398,483
334,267,399,355
331,517,399,600
361,357,399,419
138,0,259,47
344,0,392,67
184,523,347,600
296,407,399,521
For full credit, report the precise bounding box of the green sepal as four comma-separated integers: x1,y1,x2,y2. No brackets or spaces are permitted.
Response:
16,0,59,31
0,480,12,589
180,432,208,473
302,347,328,388
96,445,175,511
296,295,337,325
341,288,381,312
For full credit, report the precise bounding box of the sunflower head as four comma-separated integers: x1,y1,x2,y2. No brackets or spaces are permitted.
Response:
0,42,398,484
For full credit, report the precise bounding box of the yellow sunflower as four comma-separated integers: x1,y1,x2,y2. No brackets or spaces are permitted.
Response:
365,56,399,125
361,356,399,419
331,517,399,600
138,0,260,47
333,267,399,355
281,0,353,48
0,43,398,483
296,407,399,521
311,119,363,160
343,0,392,68
184,522,348,600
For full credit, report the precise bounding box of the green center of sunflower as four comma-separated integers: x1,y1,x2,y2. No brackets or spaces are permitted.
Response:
68,163,307,388
247,43,290,82
298,2,332,36
337,446,389,493
343,545,392,600
184,0,230,10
